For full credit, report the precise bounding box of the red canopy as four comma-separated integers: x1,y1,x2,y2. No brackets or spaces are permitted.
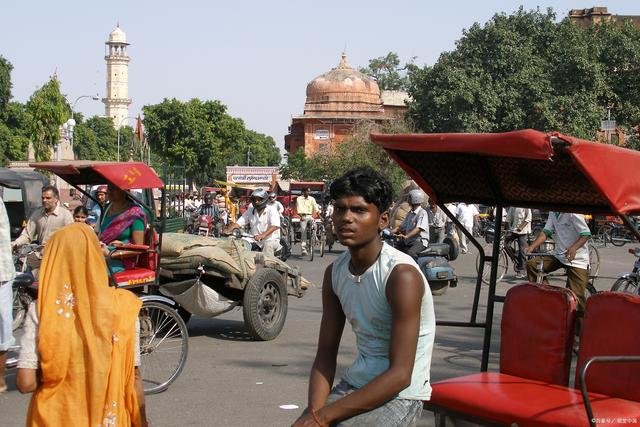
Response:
370,129,640,215
30,161,164,190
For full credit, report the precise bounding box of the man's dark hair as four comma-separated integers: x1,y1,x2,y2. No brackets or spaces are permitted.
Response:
42,185,60,198
330,167,393,213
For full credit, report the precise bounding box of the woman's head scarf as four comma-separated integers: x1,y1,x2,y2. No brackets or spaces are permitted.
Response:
27,223,142,426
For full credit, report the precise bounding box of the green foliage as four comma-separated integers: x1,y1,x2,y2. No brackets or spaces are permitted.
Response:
25,78,70,161
0,55,12,115
359,52,416,91
408,8,640,141
281,120,411,197
143,98,280,185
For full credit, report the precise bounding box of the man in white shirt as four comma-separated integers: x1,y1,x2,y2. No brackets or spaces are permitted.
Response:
427,199,448,244
505,207,532,279
454,203,479,254
268,192,284,215
392,189,430,259
525,212,591,315
224,188,281,257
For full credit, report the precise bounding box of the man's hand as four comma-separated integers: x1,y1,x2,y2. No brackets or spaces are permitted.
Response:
292,408,326,427
254,233,264,242
565,246,577,262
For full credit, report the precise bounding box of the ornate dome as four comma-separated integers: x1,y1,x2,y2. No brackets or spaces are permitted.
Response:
304,53,383,117
108,26,128,44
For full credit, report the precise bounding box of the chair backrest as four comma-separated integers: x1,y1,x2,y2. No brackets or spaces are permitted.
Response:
576,291,640,401
500,283,577,386
137,225,159,272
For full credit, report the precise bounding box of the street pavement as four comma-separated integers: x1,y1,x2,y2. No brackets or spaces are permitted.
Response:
0,240,630,426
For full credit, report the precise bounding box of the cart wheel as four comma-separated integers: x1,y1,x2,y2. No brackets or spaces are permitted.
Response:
242,268,288,341
139,301,189,394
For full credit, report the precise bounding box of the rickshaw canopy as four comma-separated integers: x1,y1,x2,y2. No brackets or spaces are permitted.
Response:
370,129,640,215
30,161,164,190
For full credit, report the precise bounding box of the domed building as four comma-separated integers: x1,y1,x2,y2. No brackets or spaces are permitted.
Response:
285,53,408,156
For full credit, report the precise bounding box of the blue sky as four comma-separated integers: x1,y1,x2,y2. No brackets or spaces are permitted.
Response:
2,1,637,150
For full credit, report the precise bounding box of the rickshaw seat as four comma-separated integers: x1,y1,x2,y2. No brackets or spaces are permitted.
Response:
111,226,159,287
425,286,640,426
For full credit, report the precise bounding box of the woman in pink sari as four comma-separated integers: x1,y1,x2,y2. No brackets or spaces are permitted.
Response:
99,186,146,272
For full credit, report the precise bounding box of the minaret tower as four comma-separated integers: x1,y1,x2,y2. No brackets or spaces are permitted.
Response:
103,25,131,129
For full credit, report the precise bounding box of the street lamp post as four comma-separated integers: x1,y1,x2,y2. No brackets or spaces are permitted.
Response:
117,115,139,162
56,94,99,188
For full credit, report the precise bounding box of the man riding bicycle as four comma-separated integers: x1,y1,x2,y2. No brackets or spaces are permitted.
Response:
296,187,319,256
525,212,591,318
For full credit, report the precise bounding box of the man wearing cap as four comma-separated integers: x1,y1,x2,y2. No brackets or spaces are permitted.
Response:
89,185,108,226
392,189,430,259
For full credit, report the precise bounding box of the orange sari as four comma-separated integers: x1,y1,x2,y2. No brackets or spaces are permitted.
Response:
27,223,142,427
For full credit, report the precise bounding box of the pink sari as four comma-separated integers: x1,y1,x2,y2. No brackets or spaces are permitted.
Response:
99,205,146,270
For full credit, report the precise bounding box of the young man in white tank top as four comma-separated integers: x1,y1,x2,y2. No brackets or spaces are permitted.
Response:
293,167,435,427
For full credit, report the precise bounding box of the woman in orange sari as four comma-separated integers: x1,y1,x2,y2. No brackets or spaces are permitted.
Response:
16,223,145,426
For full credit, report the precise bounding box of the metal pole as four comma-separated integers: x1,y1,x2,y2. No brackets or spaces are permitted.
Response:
117,127,121,161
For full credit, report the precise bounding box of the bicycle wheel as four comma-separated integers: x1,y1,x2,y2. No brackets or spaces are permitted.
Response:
308,228,315,261
611,227,627,246
611,277,639,295
138,301,189,394
587,242,600,277
594,224,612,246
317,224,326,257
475,250,508,285
12,286,32,332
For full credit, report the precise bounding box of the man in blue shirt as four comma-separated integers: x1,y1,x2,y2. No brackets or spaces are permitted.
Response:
392,189,430,259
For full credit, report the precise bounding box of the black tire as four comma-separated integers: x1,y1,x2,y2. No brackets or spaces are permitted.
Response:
611,277,639,295
278,237,291,262
139,301,189,394
476,250,508,285
430,281,449,296
594,224,612,246
588,242,600,277
308,229,315,262
319,230,326,257
443,236,459,261
611,227,626,247
12,286,32,332
242,268,288,341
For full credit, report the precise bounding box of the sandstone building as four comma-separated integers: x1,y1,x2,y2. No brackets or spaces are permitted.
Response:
284,54,409,156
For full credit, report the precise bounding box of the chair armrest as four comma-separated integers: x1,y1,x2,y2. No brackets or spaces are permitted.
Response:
112,243,150,252
580,355,640,427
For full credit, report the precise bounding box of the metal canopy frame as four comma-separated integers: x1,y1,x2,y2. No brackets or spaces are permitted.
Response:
371,129,640,371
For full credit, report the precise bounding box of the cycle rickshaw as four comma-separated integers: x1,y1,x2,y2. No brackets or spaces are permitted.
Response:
284,181,327,261
30,161,188,394
371,129,640,426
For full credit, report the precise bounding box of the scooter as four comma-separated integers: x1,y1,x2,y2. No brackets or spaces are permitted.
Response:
381,229,458,296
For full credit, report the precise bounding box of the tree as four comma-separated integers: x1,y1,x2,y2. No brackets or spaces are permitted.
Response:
0,55,12,115
408,8,640,141
280,119,411,197
143,98,280,185
359,52,416,91
25,78,70,161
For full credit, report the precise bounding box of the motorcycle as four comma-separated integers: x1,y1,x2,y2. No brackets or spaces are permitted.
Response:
611,246,640,295
381,229,458,296
231,228,291,262
12,244,41,331
193,214,218,237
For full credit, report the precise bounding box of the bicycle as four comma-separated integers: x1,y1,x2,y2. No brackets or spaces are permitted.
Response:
476,235,600,284
526,252,599,298
610,246,640,295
